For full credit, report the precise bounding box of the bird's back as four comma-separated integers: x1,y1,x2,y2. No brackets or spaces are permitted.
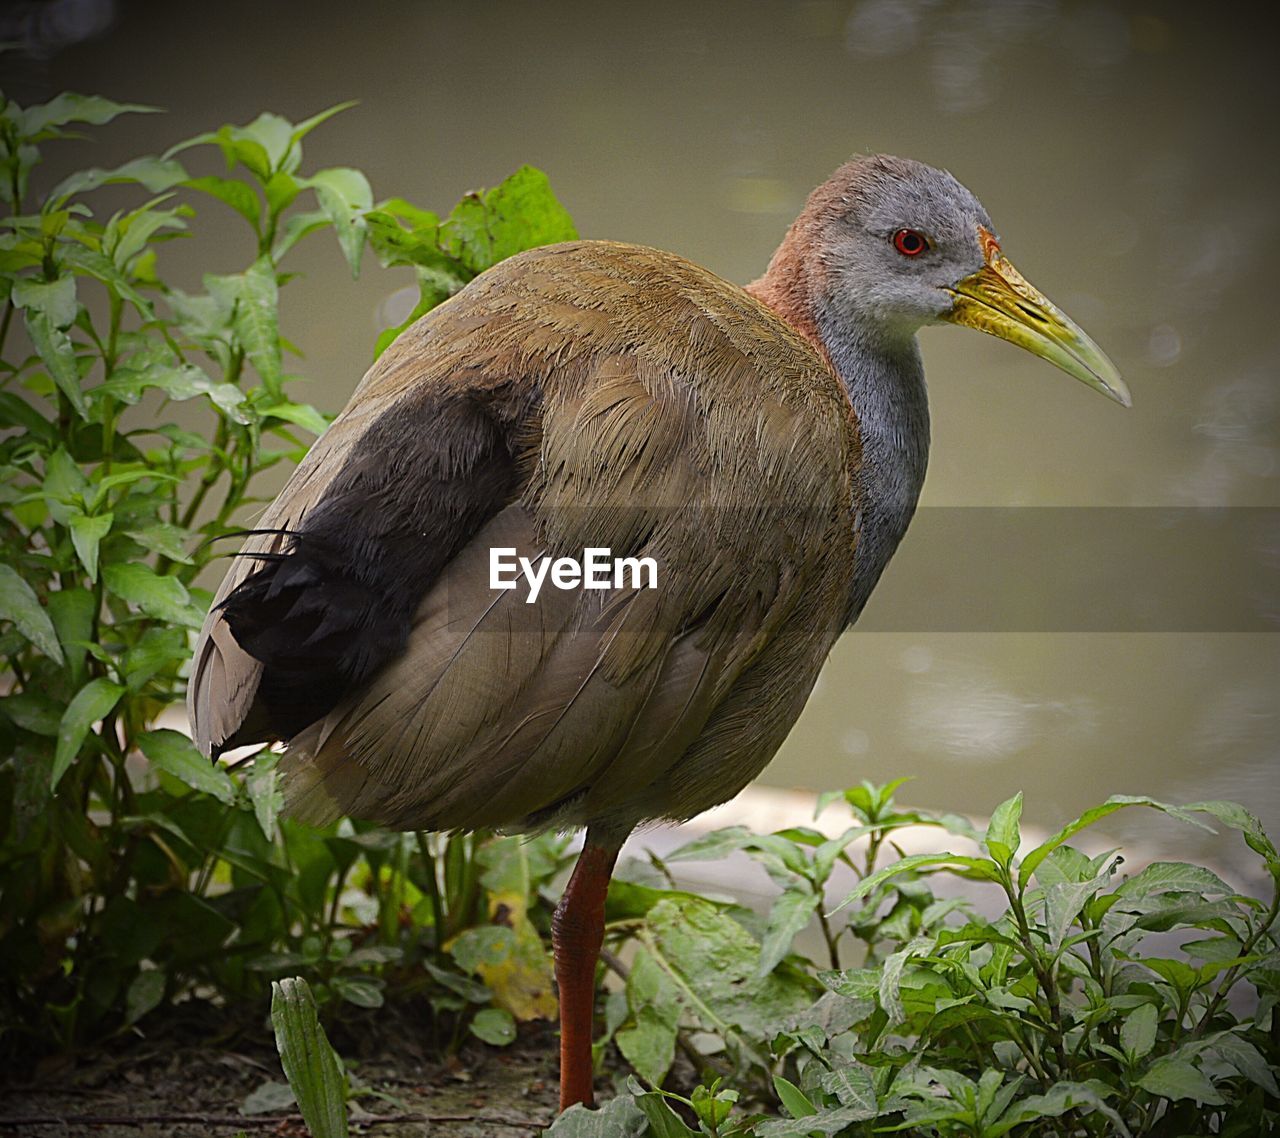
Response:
189,240,862,836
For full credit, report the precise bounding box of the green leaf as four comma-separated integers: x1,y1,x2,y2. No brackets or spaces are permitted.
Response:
24,308,87,418
984,791,1023,868
331,975,385,1009
207,259,281,392
989,1080,1127,1136
440,165,577,273
288,101,359,147
124,523,194,564
12,273,77,328
185,176,261,229
304,167,372,276
53,678,125,788
831,853,968,913
773,1075,817,1119
270,977,349,1138
1119,1001,1158,1061
1211,1031,1280,1096
241,112,295,173
0,690,62,735
469,1006,516,1045
544,1094,647,1138
0,563,64,662
1019,795,1213,890
48,586,95,685
617,949,680,1086
103,562,204,627
272,208,331,260
1186,799,1280,869
1116,860,1235,900
262,399,329,436
758,1105,883,1137
1136,1056,1225,1105
665,825,753,862
248,752,283,839
67,511,112,582
46,156,188,206
757,886,819,977
125,969,166,1026
138,728,236,804
632,1090,699,1138
21,93,158,135
265,171,301,219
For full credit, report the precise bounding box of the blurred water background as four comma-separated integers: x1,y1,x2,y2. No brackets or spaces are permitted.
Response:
4,0,1276,877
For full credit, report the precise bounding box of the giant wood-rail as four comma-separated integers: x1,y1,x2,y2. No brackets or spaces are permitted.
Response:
189,155,1127,1111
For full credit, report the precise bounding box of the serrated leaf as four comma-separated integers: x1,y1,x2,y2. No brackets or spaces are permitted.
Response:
124,523,194,564
68,511,112,581
53,678,124,788
270,978,348,1138
441,165,577,273
138,728,236,804
0,564,64,662
12,273,77,328
103,562,203,626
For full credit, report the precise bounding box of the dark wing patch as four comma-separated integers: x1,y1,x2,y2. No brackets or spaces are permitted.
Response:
215,388,534,748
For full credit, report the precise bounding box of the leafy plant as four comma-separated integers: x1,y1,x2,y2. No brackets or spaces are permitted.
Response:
550,783,1280,1137
0,88,577,1059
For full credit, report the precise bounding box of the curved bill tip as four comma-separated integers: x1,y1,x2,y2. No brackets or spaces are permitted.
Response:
942,253,1131,408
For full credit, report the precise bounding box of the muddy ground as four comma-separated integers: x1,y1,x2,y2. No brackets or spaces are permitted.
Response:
1,1001,569,1137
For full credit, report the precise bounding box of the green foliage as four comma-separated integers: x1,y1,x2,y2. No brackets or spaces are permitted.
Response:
271,976,349,1138
0,89,577,1059
555,783,1280,1137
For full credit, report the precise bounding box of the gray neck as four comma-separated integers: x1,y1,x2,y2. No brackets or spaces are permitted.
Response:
819,315,930,623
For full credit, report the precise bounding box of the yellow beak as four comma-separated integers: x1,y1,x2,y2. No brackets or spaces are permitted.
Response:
940,228,1130,407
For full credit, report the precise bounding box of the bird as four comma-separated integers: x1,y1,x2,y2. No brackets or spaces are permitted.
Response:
188,154,1127,1112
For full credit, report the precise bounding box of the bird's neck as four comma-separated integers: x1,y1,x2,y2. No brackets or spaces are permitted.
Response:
747,248,930,621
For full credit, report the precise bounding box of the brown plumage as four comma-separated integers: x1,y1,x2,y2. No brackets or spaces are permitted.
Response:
190,155,1126,1112
192,241,859,835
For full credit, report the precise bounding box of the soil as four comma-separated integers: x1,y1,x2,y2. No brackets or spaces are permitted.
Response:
0,1001,565,1137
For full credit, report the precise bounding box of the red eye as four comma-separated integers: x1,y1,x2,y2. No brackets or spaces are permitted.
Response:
892,228,928,256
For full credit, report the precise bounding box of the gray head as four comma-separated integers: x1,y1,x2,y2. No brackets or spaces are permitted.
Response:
751,154,1129,405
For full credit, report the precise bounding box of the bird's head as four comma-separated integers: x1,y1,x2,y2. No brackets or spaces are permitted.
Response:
778,154,1129,406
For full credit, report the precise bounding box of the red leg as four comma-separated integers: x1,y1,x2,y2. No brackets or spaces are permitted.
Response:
552,835,621,1111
